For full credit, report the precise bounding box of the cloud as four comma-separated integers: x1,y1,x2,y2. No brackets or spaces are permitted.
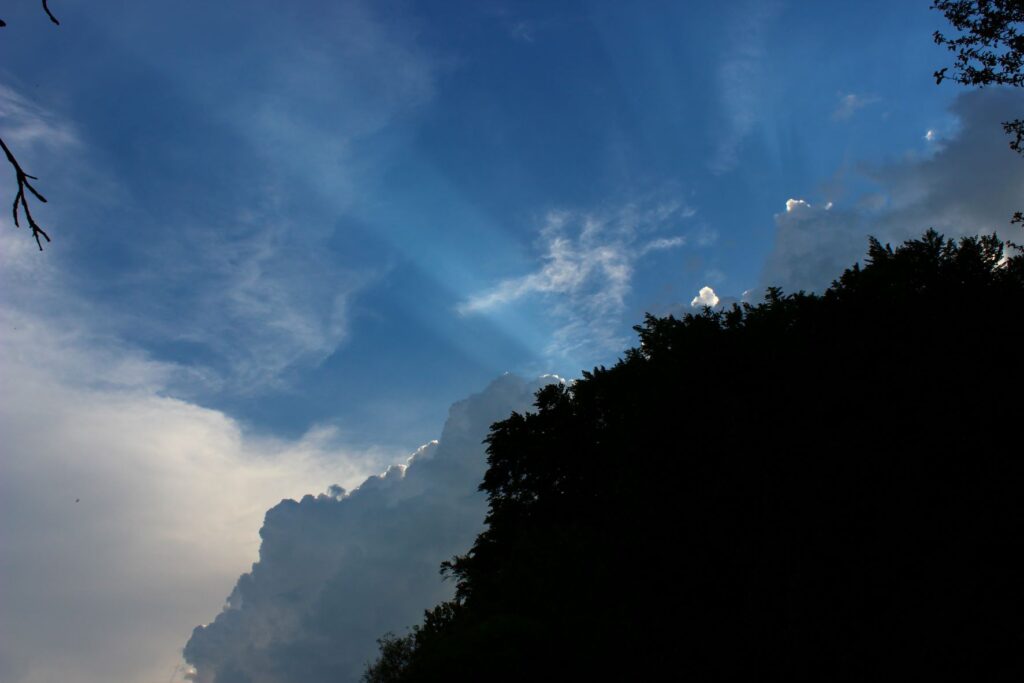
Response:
3,0,440,395
0,305,396,683
183,373,559,683
832,92,879,121
690,285,720,308
711,1,780,174
0,226,551,683
763,89,1024,293
785,198,812,213
130,1,436,391
0,84,78,151
155,2,433,389
459,201,692,360
639,235,688,254
154,215,373,391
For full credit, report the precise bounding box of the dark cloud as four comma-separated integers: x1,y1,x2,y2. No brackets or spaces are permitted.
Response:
763,89,1024,293
184,374,560,683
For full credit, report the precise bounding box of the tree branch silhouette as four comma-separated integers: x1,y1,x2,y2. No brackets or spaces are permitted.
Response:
0,1,60,249
933,1,1024,223
41,1,60,26
0,137,51,250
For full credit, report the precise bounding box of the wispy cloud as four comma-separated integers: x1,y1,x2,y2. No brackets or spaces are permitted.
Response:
130,3,436,391
459,200,693,360
711,1,780,174
832,92,879,121
2,0,439,395
154,205,374,391
0,84,78,151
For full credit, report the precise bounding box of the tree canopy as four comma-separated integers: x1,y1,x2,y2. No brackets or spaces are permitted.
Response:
365,230,1024,681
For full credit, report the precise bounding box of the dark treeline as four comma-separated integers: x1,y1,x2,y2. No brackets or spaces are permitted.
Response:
365,230,1024,681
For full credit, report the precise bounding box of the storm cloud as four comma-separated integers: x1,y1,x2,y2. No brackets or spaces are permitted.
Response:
184,374,559,683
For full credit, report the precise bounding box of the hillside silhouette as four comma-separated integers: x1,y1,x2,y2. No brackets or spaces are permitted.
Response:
365,230,1024,681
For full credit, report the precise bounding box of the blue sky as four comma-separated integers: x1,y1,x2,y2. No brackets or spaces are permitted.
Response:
0,0,962,446
2,1,1022,681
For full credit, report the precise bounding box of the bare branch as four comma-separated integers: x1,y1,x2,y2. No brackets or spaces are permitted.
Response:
0,2,60,249
0,2,60,28
41,0,59,26
1,136,51,250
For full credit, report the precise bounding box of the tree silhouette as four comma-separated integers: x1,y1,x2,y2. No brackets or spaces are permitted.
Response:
0,1,60,250
933,0,1024,221
365,230,1024,681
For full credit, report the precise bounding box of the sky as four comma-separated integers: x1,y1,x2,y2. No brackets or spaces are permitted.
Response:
1,1,1023,681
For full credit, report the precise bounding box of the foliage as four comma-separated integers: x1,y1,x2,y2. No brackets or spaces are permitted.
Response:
933,1,1024,221
365,230,1024,681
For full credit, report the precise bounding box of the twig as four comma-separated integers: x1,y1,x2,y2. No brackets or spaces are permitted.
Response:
0,2,60,28
41,0,59,26
0,136,51,250
0,2,60,249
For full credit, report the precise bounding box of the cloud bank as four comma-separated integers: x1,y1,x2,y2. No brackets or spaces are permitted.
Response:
184,374,558,683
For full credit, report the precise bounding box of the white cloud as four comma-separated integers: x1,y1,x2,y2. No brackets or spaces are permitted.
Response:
0,220,549,683
0,84,78,151
0,306,396,683
711,1,780,174
763,90,1024,294
165,214,373,391
690,285,720,308
832,92,879,121
183,373,559,683
129,1,437,391
2,0,439,395
640,235,688,254
785,198,811,213
458,201,692,360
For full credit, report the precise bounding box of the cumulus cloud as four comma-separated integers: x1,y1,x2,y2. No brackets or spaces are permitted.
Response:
785,198,812,213
0,238,555,683
763,89,1024,293
459,201,693,360
0,224,553,683
690,285,721,308
184,373,559,683
0,306,396,683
